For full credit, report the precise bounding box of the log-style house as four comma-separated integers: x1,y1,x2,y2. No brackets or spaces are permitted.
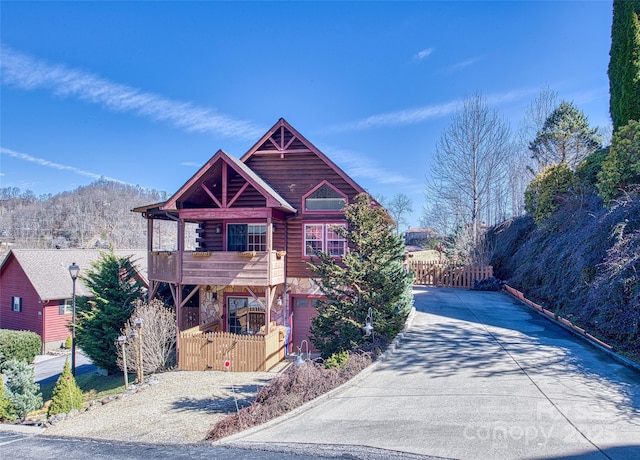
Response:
134,119,370,371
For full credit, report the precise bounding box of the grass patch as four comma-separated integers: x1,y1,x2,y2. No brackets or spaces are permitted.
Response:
40,372,133,403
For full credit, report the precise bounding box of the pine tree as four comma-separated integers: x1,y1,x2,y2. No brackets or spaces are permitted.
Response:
308,194,413,358
609,0,640,130
75,251,146,373
529,101,601,170
47,359,84,417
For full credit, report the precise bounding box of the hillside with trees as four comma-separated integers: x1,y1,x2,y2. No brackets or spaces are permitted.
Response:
488,0,640,361
0,180,164,256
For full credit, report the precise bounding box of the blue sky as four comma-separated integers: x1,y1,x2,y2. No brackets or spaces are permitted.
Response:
1,1,612,228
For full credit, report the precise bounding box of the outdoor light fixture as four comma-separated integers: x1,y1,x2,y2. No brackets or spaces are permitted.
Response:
294,339,309,366
294,339,311,387
216,224,222,234
68,262,80,376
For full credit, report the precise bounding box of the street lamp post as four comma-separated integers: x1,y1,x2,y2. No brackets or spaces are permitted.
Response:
68,262,80,376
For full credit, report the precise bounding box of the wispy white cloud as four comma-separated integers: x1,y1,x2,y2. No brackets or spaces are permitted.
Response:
330,100,462,131
0,45,264,140
443,56,482,74
320,144,411,185
329,87,537,132
1,147,130,184
414,48,434,61
180,162,202,167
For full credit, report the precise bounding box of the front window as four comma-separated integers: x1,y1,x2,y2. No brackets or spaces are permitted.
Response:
304,223,346,257
227,296,266,334
227,224,267,252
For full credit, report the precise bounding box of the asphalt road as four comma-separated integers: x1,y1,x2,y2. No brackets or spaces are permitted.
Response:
223,287,640,460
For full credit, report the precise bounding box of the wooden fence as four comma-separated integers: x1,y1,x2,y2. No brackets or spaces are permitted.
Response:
178,326,286,372
408,260,493,288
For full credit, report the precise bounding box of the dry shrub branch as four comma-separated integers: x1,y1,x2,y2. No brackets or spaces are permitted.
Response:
206,351,374,441
117,299,177,375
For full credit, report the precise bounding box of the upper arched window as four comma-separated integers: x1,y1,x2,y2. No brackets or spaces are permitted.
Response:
303,181,347,212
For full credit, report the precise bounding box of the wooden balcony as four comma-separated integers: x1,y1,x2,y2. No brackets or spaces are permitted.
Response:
148,250,285,286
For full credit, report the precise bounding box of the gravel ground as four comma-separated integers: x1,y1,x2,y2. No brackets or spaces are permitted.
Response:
44,364,289,445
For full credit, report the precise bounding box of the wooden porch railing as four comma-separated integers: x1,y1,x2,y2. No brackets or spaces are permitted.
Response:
408,260,493,288
178,326,286,372
148,250,285,286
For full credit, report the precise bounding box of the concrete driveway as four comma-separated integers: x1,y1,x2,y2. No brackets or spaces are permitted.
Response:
224,287,640,460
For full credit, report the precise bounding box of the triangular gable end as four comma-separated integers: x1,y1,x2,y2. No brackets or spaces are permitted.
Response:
162,150,294,212
240,118,367,196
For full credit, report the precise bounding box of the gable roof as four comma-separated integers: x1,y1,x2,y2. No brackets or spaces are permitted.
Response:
161,149,296,213
0,249,148,302
241,118,367,196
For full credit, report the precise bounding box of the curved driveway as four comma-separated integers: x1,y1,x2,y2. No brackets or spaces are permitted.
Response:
225,287,640,460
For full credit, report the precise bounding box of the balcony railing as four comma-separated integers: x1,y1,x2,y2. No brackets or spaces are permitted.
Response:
148,250,285,286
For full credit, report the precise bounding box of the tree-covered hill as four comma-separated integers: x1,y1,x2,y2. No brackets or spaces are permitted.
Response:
0,180,164,255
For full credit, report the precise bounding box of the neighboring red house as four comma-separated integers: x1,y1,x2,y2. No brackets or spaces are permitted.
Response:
0,249,147,352
133,118,372,359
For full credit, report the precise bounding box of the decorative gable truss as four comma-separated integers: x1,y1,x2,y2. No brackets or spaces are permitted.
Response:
162,150,295,219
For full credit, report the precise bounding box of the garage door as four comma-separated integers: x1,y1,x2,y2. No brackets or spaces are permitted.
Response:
291,296,320,353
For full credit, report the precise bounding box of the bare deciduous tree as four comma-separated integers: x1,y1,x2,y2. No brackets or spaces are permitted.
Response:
424,93,511,245
387,193,413,234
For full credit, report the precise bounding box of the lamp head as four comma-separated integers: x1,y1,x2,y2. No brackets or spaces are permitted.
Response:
68,262,80,280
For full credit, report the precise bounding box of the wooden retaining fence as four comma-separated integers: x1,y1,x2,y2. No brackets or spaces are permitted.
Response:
178,326,286,372
408,260,493,288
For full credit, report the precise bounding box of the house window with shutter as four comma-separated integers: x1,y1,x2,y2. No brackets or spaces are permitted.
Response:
12,296,22,312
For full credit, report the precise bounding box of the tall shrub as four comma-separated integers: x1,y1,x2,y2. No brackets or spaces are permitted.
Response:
75,251,146,374
47,359,83,417
609,0,640,130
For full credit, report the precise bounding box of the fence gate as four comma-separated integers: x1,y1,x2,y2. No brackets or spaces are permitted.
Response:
408,260,493,289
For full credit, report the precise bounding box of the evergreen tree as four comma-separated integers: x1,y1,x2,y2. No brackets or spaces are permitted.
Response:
529,101,601,170
47,359,84,417
609,0,640,130
75,251,146,373
2,359,42,420
598,120,640,203
308,194,413,358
